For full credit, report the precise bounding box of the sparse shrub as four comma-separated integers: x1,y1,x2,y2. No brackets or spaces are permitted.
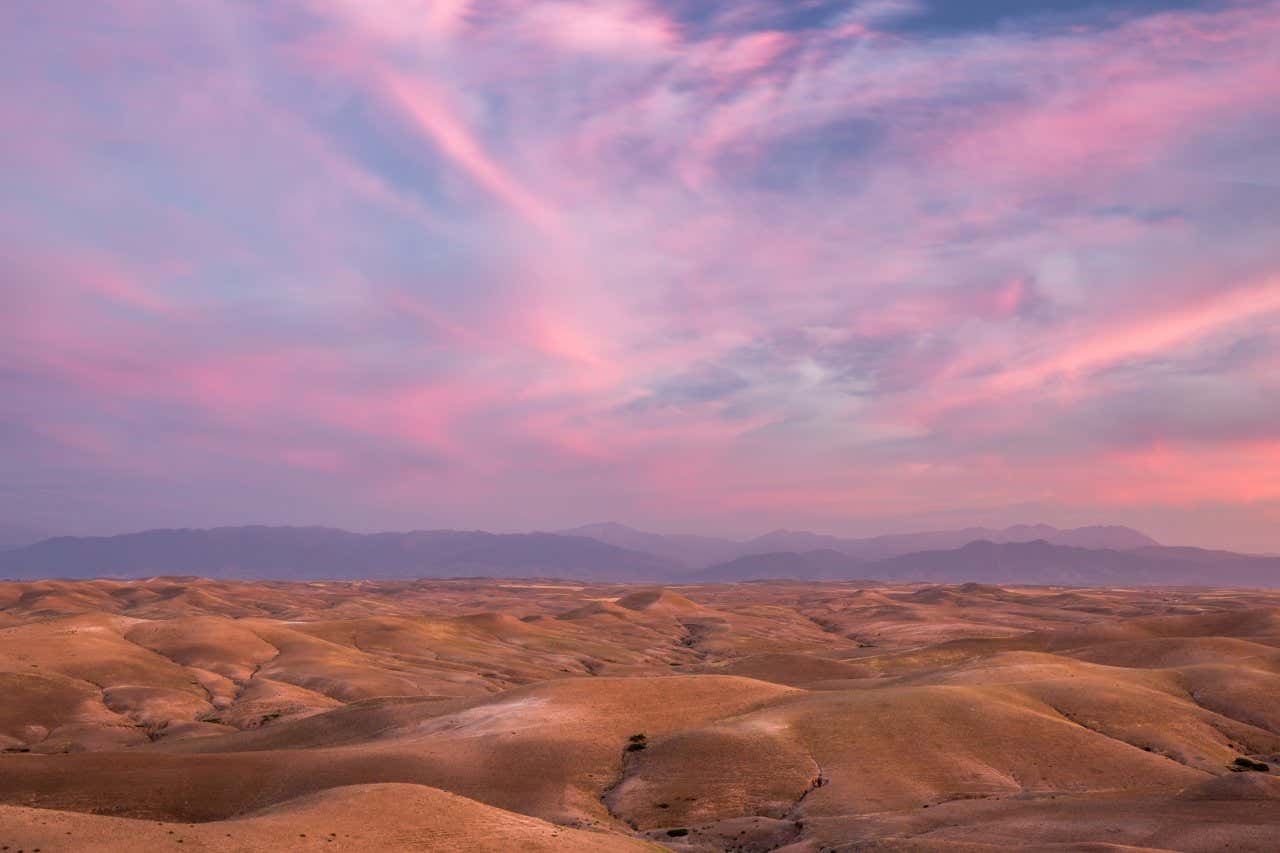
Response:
250,711,283,729
1232,756,1270,772
666,828,689,837
629,733,647,742
626,741,647,752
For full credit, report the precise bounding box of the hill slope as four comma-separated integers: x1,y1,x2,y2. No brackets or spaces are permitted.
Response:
2,579,1280,849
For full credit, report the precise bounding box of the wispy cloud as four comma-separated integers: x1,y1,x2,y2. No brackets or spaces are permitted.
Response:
3,0,1279,547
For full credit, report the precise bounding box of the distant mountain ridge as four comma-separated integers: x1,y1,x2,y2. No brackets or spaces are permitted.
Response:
0,526,679,581
2,522,1275,587
869,539,1280,587
556,522,744,567
691,549,867,582
559,521,1158,567
693,539,1280,587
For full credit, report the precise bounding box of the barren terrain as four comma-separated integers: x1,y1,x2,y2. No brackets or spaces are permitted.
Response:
2,578,1279,851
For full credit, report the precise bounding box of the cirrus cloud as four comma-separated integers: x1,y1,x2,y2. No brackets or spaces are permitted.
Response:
2,0,1279,549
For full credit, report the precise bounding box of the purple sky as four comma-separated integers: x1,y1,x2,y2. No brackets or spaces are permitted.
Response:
3,1,1280,550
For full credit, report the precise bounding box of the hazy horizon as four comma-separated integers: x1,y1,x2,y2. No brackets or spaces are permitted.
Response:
10,513,1280,558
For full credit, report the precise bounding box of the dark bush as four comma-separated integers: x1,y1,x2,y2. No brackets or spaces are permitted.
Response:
626,741,647,752
629,733,647,743
666,828,689,837
1233,756,1270,772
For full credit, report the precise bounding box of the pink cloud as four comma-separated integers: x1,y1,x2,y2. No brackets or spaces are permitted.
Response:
976,276,1280,400
698,30,794,81
376,68,560,230
5,0,1280,546
515,0,678,57
310,0,474,47
7,248,178,316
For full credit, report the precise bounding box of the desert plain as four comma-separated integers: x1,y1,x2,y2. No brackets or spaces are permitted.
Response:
1,578,1279,851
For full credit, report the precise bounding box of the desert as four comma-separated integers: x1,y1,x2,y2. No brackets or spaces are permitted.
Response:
8,0,1280,849
2,576,1278,851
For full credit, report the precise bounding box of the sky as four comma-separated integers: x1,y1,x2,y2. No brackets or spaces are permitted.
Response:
3,0,1280,551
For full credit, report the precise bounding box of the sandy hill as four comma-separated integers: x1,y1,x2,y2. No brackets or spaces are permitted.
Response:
0,783,657,851
615,588,708,614
1,578,1279,850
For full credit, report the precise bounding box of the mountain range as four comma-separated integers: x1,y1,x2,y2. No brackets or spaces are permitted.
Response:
1,522,1277,586
0,526,677,582
559,521,1158,566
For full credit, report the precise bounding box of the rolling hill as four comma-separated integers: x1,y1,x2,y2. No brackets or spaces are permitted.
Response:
2,577,1279,849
